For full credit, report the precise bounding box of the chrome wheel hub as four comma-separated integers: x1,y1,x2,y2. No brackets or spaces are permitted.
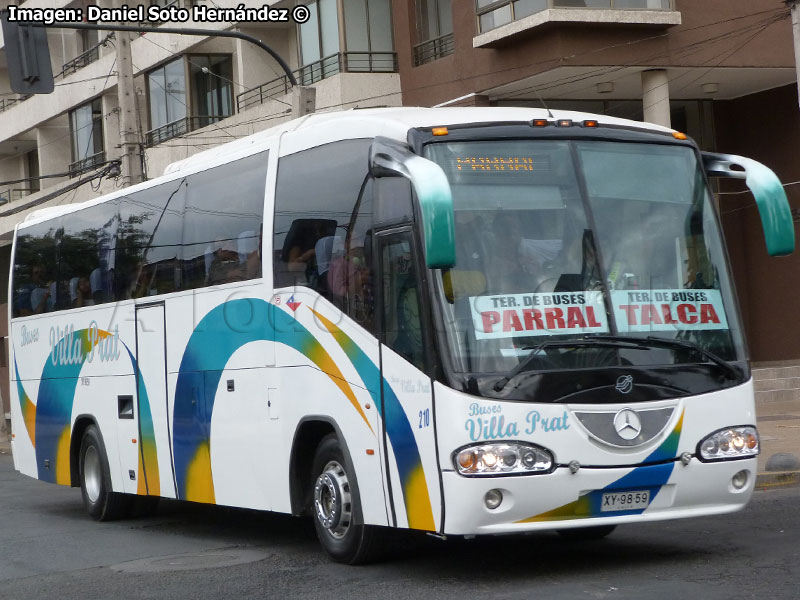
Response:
313,461,352,539
83,445,102,504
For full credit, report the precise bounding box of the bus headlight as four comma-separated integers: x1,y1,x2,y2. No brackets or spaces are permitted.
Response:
453,442,553,476
697,426,759,462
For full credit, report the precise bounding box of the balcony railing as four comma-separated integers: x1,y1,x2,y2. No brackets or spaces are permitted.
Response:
69,151,106,178
144,115,231,147
477,0,675,33
0,95,31,114
0,187,31,206
236,51,398,112
413,33,455,66
57,35,113,79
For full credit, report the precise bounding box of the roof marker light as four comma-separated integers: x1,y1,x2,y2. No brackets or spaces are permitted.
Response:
556,119,573,127
673,131,688,140
582,120,598,128
532,119,549,127
432,127,449,136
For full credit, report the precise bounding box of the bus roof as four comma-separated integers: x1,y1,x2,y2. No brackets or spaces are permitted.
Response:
21,106,677,230
163,106,677,175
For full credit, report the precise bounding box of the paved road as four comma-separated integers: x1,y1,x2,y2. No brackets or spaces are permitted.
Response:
1,449,797,599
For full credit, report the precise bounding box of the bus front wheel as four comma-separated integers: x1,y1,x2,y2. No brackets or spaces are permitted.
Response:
79,425,130,521
310,434,380,564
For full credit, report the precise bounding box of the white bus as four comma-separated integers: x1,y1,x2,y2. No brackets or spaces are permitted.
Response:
9,108,793,563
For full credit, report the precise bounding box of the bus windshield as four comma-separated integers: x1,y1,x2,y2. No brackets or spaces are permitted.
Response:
424,139,746,380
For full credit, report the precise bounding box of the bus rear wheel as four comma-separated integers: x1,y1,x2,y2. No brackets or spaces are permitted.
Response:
310,434,380,564
79,425,130,521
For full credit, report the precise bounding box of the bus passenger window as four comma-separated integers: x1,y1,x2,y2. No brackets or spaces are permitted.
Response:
182,152,267,289
381,235,425,371
12,223,58,317
273,139,372,294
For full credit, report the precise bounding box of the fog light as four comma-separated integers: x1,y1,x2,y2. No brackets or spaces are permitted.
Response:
484,489,503,510
732,470,748,490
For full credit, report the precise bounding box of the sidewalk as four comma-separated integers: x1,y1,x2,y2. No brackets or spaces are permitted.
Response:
754,374,800,488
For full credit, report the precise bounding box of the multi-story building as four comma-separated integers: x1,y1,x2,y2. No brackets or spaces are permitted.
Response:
392,0,800,366
0,0,401,427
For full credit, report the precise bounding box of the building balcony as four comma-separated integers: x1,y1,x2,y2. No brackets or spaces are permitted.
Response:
145,115,232,147
236,51,398,112
57,35,113,80
413,33,456,67
0,95,31,114
0,187,31,207
68,151,106,178
474,0,681,48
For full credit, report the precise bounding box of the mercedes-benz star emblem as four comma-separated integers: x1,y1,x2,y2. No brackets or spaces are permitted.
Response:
613,408,642,441
615,375,634,394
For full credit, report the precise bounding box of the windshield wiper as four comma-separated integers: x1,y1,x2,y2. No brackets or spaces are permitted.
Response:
492,334,741,392
589,335,741,380
493,338,643,392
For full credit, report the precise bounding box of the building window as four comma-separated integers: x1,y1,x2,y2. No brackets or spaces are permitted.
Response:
146,54,233,147
343,0,395,71
298,0,341,82
477,0,672,33
189,55,234,130
414,0,454,66
27,150,40,194
298,0,395,82
148,58,187,143
68,98,104,177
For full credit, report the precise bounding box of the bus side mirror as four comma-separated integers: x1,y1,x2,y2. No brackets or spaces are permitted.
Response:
702,152,794,257
370,137,455,268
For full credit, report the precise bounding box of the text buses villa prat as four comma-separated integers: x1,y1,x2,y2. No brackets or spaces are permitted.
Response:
9,108,793,563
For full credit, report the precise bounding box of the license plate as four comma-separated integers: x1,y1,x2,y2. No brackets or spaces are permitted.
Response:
600,490,650,512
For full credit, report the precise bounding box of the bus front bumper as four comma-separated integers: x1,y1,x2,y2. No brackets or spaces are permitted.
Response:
440,457,756,535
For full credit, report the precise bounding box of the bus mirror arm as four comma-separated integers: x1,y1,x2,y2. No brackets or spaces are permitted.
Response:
702,152,795,257
370,137,456,268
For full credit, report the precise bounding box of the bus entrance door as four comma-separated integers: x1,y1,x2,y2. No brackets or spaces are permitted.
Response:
135,303,177,498
378,231,442,533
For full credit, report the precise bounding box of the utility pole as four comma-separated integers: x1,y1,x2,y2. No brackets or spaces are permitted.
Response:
115,28,143,186
292,86,316,117
790,1,800,110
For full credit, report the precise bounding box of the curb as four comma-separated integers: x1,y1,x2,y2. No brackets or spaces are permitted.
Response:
755,470,800,489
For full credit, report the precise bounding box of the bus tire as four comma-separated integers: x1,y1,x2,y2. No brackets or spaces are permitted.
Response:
556,525,616,540
79,425,130,521
310,433,380,564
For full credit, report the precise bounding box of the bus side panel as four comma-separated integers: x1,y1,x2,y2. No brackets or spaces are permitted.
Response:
271,288,389,526
164,285,277,507
9,303,137,495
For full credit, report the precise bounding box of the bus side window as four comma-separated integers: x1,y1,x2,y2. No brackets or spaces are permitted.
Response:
273,139,372,299
59,199,118,308
117,180,186,300
181,152,267,289
380,234,425,371
12,223,59,317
